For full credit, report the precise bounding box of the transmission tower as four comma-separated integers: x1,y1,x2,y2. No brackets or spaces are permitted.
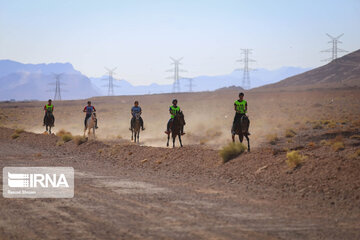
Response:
53,73,63,101
321,33,347,61
183,77,195,92
167,57,186,93
236,49,255,89
104,67,117,96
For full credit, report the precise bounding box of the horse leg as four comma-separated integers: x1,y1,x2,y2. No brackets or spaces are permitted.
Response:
137,131,140,143
49,126,51,134
166,134,170,147
131,129,134,141
239,134,243,143
178,134,183,147
245,134,250,152
172,134,175,148
93,127,96,139
232,134,235,142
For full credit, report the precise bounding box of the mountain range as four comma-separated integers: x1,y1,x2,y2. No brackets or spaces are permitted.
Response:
0,59,311,101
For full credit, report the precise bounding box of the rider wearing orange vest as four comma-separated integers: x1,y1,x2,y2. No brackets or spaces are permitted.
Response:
43,99,54,126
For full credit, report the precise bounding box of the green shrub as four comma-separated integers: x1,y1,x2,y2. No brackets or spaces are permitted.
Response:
286,151,306,168
219,142,246,163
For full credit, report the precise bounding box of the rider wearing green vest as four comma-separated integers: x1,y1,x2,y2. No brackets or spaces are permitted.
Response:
43,99,55,126
165,99,185,135
232,92,250,134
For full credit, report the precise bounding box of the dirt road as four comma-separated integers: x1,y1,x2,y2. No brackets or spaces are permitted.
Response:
0,128,359,240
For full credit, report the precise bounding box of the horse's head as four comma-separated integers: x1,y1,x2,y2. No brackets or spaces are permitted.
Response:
134,112,141,120
175,111,185,124
91,112,97,120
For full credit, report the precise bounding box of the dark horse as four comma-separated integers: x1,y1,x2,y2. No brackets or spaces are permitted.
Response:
131,113,141,143
44,110,55,134
167,111,185,148
232,115,250,152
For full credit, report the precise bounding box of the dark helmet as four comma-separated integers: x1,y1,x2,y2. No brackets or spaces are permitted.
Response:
134,100,139,104
239,92,244,97
172,99,178,104
48,99,52,102
87,101,91,104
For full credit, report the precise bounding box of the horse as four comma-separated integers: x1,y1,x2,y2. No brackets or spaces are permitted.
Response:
131,113,141,143
232,115,250,152
84,112,96,139
167,111,185,148
44,110,55,134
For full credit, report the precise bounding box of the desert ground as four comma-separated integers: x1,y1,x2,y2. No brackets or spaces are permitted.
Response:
0,88,360,239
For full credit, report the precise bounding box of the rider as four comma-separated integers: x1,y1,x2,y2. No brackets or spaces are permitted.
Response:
83,101,98,129
232,92,250,135
129,100,145,131
43,99,54,126
165,99,185,135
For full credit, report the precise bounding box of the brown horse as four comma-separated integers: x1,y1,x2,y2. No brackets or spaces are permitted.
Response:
232,115,250,152
167,111,185,148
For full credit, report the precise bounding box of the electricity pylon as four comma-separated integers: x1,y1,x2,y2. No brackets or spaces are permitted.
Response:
53,73,63,101
236,49,255,89
103,67,117,96
183,77,195,92
167,57,186,93
321,33,347,61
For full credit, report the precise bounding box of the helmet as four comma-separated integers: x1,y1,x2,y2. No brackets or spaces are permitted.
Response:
134,100,139,104
172,99,178,104
239,92,244,96
87,101,91,104
48,99,52,102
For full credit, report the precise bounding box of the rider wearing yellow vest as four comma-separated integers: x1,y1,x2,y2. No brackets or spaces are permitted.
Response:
43,99,54,126
165,99,185,135
232,92,250,134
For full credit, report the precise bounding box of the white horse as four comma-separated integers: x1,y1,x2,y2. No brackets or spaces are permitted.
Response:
84,112,96,139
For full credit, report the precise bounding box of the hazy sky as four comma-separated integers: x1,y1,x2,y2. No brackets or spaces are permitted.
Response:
1,0,359,85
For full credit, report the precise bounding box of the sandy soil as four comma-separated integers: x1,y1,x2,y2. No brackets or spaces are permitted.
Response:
0,89,360,239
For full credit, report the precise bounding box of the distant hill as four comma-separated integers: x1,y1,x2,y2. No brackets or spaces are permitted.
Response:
0,60,99,101
255,49,360,91
90,66,310,95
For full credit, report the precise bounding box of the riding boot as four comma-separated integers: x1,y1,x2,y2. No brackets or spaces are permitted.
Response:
140,117,145,130
165,120,171,134
129,118,134,130
95,119,98,129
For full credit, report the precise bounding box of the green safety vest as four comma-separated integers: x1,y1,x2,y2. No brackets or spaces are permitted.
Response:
46,104,54,112
170,105,180,119
234,100,247,114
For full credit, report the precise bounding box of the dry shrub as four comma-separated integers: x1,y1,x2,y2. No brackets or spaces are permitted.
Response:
312,122,323,129
62,134,73,142
219,142,246,163
285,128,296,138
73,136,87,146
350,135,360,140
327,121,337,129
11,133,19,139
286,151,306,168
15,128,25,134
308,142,316,147
266,134,279,145
56,129,72,137
56,140,64,146
332,142,345,151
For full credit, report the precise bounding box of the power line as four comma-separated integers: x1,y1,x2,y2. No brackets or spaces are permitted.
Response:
236,49,256,90
103,67,117,96
166,57,186,93
321,33,347,62
183,77,195,92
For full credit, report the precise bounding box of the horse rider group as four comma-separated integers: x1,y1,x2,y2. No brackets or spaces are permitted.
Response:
42,92,249,136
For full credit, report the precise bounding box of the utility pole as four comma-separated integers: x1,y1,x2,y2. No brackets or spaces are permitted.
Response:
53,73,63,101
104,67,117,96
236,49,255,89
321,33,347,61
167,57,186,93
